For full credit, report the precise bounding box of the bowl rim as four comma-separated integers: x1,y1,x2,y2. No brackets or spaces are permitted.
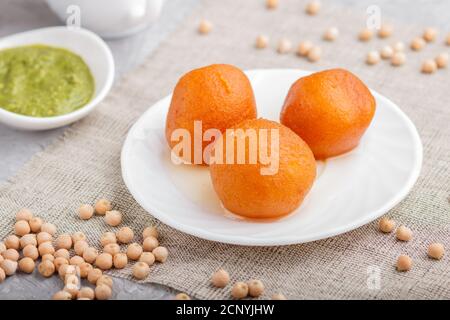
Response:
0,26,115,128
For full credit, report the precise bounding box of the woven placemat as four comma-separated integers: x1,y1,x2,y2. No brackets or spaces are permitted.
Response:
1,0,449,299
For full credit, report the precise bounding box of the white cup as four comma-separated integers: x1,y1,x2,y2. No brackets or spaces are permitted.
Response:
46,0,164,39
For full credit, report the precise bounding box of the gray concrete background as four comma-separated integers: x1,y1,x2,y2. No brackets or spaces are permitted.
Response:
0,0,448,300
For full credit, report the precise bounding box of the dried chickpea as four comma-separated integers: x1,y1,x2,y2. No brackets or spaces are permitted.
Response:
143,236,159,252
143,226,158,239
77,287,95,300
14,220,31,236
70,255,85,266
78,204,94,220
266,0,278,10
42,254,55,263
41,222,56,236
428,243,444,260
358,28,373,41
1,259,17,276
296,40,313,57
231,282,248,299
211,269,230,288
83,247,98,264
20,234,37,249
127,243,143,261
153,246,169,263
378,24,393,38
139,252,155,266
65,274,80,286
95,284,112,300
307,46,322,62
366,51,381,65
411,37,426,51
54,248,70,260
87,268,103,285
101,232,117,246
305,0,320,15
53,257,69,271
255,35,269,49
0,267,5,282
378,217,395,233
29,217,43,233
38,242,55,256
391,52,406,66
97,275,113,288
79,262,93,278
38,259,55,277
175,293,191,300
105,210,122,227
396,225,412,241
74,240,89,256
248,280,265,297
18,257,35,274
2,248,19,261
72,231,86,243
36,232,52,245
57,264,71,279
116,227,134,244
5,235,20,250
63,284,79,299
435,53,449,69
392,41,405,52
396,254,412,271
95,253,113,270
323,27,339,41
422,59,437,74
277,38,292,54
103,243,120,256
133,262,150,280
198,19,213,35
55,234,73,250
380,45,394,59
423,27,438,42
0,241,6,254
16,208,33,221
272,293,287,300
52,291,72,300
113,252,128,269
95,199,112,215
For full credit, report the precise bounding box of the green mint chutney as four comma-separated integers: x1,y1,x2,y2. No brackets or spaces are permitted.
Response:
0,44,94,117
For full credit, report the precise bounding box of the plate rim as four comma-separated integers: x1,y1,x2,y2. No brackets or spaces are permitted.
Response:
121,68,423,246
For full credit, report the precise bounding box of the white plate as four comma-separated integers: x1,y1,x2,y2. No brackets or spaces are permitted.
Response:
121,69,422,246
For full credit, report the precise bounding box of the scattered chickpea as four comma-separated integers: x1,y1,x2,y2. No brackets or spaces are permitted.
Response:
139,252,155,266
380,45,394,59
378,24,393,38
57,264,71,279
95,253,113,270
0,241,6,254
63,285,79,299
391,52,406,66
435,53,449,69
266,0,278,10
18,257,35,274
38,260,55,277
143,236,159,252
38,242,55,256
103,243,121,256
79,262,93,278
19,234,37,249
421,59,437,74
113,252,128,269
153,246,169,263
105,210,122,227
87,268,103,285
2,248,19,261
277,38,292,54
74,240,89,256
77,287,95,300
296,40,313,57
392,41,405,52
423,27,438,42
255,35,269,49
211,268,230,288
72,231,87,243
116,227,134,244
396,254,412,272
248,279,265,297
54,248,70,260
83,247,98,264
133,262,150,280
78,204,94,220
36,232,52,245
378,217,395,233
42,254,55,263
231,282,249,299
323,27,339,41
40,222,56,236
101,232,117,246
52,291,72,300
198,19,213,35
358,28,373,41
95,284,112,300
305,0,321,15
307,46,322,62
70,255,85,266
272,293,287,300
14,220,30,237
127,243,143,261
29,217,43,233
54,257,69,271
396,225,412,241
1,259,18,276
366,51,381,65
95,199,112,215
97,275,113,288
411,37,426,51
5,235,20,250
15,208,33,221
55,234,73,250
0,268,5,283
428,243,445,260
175,293,191,300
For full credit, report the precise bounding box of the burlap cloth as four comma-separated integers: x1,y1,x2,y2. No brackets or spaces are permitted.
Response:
1,0,449,299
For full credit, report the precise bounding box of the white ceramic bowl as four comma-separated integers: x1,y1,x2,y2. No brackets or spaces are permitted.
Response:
121,69,423,246
0,27,114,131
